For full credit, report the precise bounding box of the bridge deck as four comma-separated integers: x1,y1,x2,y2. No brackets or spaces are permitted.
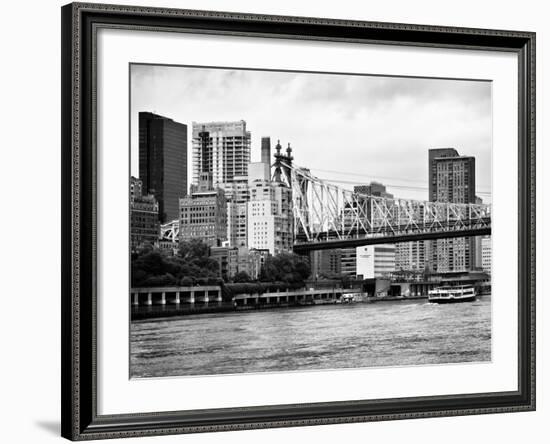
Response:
293,227,491,253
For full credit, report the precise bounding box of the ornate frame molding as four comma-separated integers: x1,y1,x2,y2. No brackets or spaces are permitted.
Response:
61,2,535,440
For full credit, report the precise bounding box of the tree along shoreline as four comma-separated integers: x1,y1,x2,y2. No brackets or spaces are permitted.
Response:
131,239,311,302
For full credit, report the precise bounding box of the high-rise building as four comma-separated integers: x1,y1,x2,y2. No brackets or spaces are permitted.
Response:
429,148,462,201
396,241,425,272
481,235,492,275
247,160,293,255
179,173,227,247
130,176,159,252
356,244,396,279
138,112,188,223
191,120,251,190
225,175,249,247
428,148,477,272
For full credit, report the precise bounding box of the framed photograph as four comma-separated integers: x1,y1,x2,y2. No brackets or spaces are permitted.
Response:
61,2,536,440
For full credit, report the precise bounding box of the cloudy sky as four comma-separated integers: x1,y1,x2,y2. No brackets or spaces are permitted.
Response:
130,64,492,202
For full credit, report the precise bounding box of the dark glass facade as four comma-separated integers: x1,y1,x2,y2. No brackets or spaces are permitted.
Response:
428,148,477,272
139,112,187,223
261,137,271,165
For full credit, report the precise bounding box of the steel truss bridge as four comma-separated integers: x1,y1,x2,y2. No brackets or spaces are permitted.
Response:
160,162,492,254
282,163,491,254
160,220,179,244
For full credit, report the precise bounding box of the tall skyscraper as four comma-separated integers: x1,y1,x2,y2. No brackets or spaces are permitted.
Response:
428,148,477,272
429,148,463,202
138,112,188,223
191,120,251,190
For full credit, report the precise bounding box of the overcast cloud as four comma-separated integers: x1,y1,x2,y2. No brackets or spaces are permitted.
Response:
130,64,492,202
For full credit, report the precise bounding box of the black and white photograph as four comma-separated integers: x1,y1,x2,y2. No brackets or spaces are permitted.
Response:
129,64,493,378
2,0,544,442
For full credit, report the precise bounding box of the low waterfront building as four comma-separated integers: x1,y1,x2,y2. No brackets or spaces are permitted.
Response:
179,172,227,247
158,239,178,256
210,246,270,281
210,246,231,280
130,176,160,253
356,244,396,279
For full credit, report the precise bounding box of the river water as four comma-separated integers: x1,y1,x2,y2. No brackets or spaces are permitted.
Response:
130,296,491,378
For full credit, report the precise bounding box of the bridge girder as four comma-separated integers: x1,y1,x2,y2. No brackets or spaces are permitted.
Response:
285,163,491,251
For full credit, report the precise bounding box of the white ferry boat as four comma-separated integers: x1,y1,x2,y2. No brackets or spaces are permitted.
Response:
340,294,356,304
428,285,476,304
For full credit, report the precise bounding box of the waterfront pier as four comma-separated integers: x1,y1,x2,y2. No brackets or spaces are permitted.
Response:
131,285,222,306
233,288,345,307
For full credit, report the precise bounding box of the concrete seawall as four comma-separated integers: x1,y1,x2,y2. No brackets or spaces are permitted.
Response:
129,286,435,321
130,286,350,320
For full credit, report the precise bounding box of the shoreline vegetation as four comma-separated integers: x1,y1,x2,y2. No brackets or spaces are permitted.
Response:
132,239,312,297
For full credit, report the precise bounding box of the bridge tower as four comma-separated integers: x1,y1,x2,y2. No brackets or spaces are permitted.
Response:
272,140,293,185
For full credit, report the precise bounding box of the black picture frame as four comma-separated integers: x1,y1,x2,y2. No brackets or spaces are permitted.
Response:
61,2,536,440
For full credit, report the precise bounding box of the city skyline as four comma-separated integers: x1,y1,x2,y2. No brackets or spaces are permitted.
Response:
130,64,492,203
129,64,493,379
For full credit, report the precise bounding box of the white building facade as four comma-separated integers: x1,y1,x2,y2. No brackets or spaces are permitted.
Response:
247,161,293,255
356,244,396,279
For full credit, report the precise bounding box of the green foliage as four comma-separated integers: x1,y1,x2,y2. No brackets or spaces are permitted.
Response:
131,239,221,287
259,253,310,284
131,239,311,292
233,271,252,283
